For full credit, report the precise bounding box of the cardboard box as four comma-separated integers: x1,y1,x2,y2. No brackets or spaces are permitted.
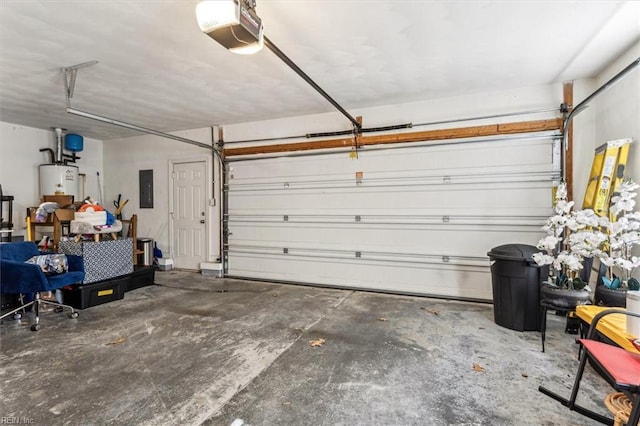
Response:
54,209,74,221
28,207,74,224
42,195,74,208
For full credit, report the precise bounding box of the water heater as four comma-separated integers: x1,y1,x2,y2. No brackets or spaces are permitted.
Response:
39,164,80,200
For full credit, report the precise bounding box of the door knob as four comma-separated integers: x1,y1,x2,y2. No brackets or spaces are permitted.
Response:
200,220,205,224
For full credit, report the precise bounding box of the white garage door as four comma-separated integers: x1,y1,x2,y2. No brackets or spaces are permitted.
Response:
225,133,559,301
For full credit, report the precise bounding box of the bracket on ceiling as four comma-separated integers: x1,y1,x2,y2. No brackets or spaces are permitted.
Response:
62,60,98,102
59,60,219,154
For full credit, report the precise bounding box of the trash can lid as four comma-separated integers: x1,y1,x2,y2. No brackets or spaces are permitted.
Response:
137,238,153,242
487,243,539,263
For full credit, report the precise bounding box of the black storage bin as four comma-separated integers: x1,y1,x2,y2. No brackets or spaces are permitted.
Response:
487,244,548,331
1,293,20,313
62,276,127,309
127,265,157,292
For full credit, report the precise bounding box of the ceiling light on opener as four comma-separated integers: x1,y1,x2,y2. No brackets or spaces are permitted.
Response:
196,0,264,55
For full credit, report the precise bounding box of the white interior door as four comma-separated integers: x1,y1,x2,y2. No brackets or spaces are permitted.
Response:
172,161,207,270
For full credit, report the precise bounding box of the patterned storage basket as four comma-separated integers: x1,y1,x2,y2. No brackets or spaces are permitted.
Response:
58,238,133,283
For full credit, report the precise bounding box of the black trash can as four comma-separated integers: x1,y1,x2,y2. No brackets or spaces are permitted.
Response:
487,244,549,331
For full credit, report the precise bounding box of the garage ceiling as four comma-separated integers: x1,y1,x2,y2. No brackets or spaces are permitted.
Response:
1,1,639,141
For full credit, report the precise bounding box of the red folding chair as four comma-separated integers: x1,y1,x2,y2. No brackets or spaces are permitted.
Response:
539,309,640,425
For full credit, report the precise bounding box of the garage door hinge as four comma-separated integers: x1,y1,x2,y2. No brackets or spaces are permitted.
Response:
443,176,451,184
283,248,288,254
442,256,450,263
355,251,361,258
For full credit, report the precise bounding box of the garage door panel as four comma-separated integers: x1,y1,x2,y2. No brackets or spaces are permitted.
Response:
226,134,558,301
227,253,492,300
229,184,551,212
228,224,541,257
229,138,552,182
229,206,553,218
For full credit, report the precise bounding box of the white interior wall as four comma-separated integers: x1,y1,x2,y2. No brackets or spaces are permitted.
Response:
594,41,639,186
0,121,103,237
594,41,640,280
103,127,219,262
551,43,640,285
223,83,564,144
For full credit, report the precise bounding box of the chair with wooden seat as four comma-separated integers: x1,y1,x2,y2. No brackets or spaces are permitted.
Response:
121,214,143,265
539,308,640,425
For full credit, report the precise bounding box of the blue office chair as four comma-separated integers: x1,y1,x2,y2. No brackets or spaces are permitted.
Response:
0,241,85,331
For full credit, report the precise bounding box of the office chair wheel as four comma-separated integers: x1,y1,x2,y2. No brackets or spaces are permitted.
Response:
13,313,22,320
30,324,40,331
69,312,79,319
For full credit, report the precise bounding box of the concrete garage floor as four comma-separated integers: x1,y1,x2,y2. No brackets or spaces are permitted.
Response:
0,270,614,425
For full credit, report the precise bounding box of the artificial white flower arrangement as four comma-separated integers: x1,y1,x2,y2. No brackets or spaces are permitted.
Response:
532,182,600,291
600,179,640,291
533,179,640,292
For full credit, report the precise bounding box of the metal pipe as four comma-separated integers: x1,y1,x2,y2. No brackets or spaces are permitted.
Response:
221,122,413,145
561,57,640,179
210,126,225,264
225,132,560,162
39,148,55,164
54,127,63,163
67,108,222,161
264,36,361,130
224,134,306,145
306,123,413,139
223,106,557,145
565,57,640,126
222,146,230,274
413,107,560,128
